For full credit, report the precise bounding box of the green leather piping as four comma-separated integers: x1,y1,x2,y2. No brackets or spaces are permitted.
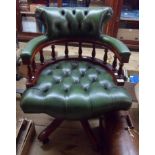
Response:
100,35,131,63
20,35,49,63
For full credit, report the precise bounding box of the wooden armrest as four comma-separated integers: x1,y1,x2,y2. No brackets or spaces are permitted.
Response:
20,35,49,64
100,35,131,63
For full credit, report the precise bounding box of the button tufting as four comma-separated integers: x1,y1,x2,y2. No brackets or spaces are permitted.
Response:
56,65,60,69
21,60,132,120
64,88,69,93
47,71,52,75
103,84,109,90
87,66,91,69
55,80,61,84
72,10,76,15
61,10,65,15
55,23,61,31
43,87,49,93
72,64,78,69
64,72,70,77
84,10,88,16
97,70,101,74
83,87,89,91
92,78,97,83
80,72,85,77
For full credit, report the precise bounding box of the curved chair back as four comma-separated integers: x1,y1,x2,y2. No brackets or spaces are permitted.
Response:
20,7,131,88
35,7,113,39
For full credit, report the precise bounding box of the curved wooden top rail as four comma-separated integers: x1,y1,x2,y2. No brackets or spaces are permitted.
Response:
23,38,126,88
30,38,122,63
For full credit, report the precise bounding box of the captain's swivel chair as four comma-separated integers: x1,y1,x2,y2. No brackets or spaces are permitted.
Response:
20,7,132,149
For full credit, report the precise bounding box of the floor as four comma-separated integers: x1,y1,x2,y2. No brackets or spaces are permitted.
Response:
16,42,139,155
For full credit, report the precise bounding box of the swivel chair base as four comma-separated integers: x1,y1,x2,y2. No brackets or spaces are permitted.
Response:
38,118,104,151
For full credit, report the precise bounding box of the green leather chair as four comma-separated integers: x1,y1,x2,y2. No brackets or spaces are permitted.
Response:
20,7,132,149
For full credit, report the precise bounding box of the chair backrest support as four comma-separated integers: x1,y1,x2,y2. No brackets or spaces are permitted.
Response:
22,7,128,87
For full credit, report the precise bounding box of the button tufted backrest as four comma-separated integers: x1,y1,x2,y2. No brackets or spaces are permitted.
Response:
35,7,113,40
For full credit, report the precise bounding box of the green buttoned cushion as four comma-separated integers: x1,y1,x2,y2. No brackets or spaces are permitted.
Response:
20,60,132,120
35,7,113,39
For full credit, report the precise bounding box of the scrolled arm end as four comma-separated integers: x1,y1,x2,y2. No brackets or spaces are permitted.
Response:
20,35,48,64
100,35,131,63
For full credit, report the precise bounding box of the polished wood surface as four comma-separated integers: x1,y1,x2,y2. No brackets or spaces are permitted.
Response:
16,0,22,32
81,120,99,150
103,111,139,155
37,111,139,154
21,39,126,88
105,0,123,37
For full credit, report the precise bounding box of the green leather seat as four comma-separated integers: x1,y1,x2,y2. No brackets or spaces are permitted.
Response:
21,60,132,120
20,7,132,120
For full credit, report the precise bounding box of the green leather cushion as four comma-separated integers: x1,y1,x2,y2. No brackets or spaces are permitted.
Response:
35,7,113,39
21,60,132,120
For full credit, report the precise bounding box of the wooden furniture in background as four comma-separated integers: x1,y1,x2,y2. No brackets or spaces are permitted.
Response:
16,0,62,41
16,0,139,50
105,0,139,50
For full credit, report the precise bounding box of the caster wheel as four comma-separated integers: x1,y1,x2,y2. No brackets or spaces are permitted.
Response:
42,138,50,145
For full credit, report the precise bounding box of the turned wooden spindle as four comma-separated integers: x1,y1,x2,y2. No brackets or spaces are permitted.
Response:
32,60,36,73
64,43,69,58
103,48,108,63
27,65,32,80
92,44,96,59
78,42,82,58
112,56,117,71
51,45,56,60
40,50,44,64
118,62,124,76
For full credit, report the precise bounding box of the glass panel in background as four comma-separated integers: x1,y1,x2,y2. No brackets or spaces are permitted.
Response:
22,16,39,33
117,0,139,41
20,0,94,33
120,0,139,29
89,0,105,7
52,0,90,7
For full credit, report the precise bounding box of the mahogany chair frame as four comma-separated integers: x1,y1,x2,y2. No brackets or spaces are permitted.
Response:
22,38,128,150
23,38,126,88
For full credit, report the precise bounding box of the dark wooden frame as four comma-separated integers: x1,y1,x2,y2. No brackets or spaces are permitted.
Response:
21,38,127,88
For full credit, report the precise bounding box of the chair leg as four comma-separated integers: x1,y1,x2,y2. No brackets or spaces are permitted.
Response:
80,120,99,150
38,118,63,144
98,117,109,154
99,117,105,139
